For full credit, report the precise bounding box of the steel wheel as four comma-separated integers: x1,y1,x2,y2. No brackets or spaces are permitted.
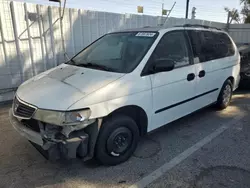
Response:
222,84,232,105
106,127,133,157
95,115,139,165
216,79,233,110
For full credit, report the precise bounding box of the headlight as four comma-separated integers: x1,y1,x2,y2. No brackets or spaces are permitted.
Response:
64,110,91,125
33,108,92,126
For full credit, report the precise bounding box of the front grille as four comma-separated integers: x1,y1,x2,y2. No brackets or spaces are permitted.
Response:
21,119,41,132
13,97,36,118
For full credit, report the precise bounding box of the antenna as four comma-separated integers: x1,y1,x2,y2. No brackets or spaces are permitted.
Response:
162,2,176,26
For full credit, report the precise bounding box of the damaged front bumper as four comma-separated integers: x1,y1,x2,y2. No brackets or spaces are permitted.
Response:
9,110,92,160
10,110,44,145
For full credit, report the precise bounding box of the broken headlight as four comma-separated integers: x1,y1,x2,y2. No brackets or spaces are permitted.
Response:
64,109,91,125
33,108,92,126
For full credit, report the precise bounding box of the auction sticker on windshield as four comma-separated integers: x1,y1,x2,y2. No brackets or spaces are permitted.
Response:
136,32,156,37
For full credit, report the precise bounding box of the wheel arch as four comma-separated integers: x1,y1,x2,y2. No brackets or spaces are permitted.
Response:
218,77,234,96
227,76,235,86
104,105,148,136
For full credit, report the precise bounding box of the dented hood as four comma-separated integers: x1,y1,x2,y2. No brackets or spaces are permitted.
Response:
16,64,124,110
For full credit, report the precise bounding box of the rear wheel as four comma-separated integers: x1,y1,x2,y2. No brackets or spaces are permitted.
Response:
95,115,139,165
216,80,233,110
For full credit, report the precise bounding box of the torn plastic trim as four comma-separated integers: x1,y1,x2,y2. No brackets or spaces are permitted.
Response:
32,131,89,160
38,119,96,140
40,126,90,160
61,119,96,137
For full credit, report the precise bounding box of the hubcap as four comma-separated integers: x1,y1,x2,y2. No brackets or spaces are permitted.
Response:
106,127,132,156
223,84,232,105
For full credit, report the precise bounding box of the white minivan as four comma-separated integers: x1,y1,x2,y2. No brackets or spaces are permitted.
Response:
10,25,240,165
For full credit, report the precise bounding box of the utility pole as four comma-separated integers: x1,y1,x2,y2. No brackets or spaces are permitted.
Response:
185,0,190,19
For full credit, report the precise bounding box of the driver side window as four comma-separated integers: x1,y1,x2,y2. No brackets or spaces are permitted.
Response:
153,31,190,68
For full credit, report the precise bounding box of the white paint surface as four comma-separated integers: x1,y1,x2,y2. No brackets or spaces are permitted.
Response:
15,27,240,131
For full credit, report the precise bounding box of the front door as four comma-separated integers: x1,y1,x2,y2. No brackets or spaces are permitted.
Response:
148,31,197,131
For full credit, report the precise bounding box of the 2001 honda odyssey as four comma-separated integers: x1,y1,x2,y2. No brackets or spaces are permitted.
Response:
9,25,240,165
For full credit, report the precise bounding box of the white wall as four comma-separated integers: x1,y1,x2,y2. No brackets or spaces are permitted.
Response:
229,24,250,44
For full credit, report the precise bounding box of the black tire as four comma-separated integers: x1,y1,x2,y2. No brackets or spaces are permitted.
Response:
95,115,139,166
216,80,233,110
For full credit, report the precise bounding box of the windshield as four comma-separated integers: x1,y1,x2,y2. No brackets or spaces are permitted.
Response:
69,32,158,73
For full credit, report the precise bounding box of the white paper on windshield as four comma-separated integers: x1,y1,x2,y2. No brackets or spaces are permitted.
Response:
136,32,156,37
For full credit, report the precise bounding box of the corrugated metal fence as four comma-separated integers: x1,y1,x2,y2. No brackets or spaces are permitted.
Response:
229,24,250,44
0,0,166,102
0,0,248,102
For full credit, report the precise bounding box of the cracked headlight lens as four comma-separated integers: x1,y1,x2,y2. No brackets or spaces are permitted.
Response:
64,109,91,125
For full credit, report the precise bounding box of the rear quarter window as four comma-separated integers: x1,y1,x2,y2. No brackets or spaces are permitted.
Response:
215,33,235,57
187,30,235,63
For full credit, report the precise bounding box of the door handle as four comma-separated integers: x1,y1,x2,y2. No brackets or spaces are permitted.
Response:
198,70,206,78
187,73,195,81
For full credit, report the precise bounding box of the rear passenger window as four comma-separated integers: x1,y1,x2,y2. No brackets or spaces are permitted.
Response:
188,30,235,63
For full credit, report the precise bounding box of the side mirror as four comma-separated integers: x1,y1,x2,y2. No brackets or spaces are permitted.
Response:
152,59,175,73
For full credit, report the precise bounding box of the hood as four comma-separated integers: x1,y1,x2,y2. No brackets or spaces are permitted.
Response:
16,64,124,110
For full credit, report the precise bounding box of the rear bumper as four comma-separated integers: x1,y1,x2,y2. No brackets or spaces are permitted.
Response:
9,110,89,160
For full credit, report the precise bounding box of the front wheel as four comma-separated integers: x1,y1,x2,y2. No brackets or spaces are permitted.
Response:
216,80,233,110
95,115,139,166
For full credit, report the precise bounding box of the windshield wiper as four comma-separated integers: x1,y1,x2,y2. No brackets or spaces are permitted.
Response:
70,59,77,64
77,63,114,71
65,59,76,65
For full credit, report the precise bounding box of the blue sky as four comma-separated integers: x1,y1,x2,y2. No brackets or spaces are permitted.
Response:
14,0,242,23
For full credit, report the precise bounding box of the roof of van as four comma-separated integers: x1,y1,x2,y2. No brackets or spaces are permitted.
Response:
115,25,222,32
116,26,164,32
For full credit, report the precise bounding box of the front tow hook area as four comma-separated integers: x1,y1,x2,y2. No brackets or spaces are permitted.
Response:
31,133,89,161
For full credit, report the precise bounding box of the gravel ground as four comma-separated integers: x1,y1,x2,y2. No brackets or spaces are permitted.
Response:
0,91,250,188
